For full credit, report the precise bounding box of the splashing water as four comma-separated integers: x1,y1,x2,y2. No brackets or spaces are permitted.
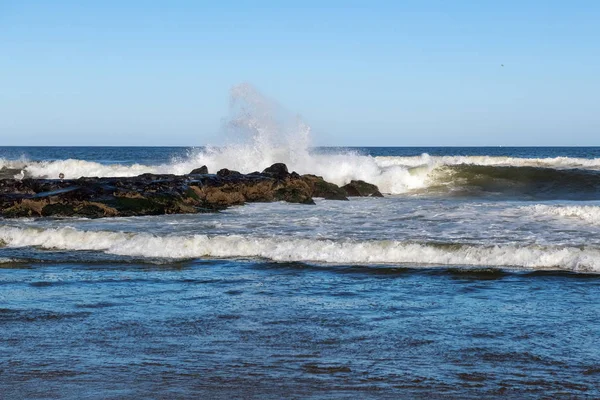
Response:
198,83,314,173
4,83,429,193
182,83,429,193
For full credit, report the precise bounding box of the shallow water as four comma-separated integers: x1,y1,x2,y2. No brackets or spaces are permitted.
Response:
1,261,599,399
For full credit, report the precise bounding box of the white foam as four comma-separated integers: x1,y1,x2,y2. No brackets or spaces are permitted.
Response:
0,226,598,272
375,155,600,169
522,205,600,225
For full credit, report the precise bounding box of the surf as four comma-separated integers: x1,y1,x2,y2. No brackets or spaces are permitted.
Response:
521,204,600,225
1,225,599,272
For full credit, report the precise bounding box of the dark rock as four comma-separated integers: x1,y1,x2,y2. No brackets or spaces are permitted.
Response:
262,163,289,179
41,203,76,217
273,179,315,204
342,180,384,197
0,166,350,218
275,187,315,204
302,175,348,200
217,168,241,177
189,165,209,175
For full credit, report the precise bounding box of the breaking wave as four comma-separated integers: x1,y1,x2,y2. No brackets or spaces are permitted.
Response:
4,155,600,198
4,155,600,199
521,204,600,225
425,165,600,199
0,226,599,272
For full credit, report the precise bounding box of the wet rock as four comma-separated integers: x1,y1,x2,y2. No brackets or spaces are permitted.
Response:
0,167,23,180
0,167,328,218
189,166,209,175
273,178,314,204
2,199,46,218
216,168,242,177
342,180,384,197
262,163,289,180
41,203,76,217
301,175,348,200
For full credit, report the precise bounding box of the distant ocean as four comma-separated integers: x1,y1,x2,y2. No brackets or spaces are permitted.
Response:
1,144,600,398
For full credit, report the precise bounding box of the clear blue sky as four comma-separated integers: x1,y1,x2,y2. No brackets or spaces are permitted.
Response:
1,0,599,146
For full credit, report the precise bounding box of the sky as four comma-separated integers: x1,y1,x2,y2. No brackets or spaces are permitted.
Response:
1,0,599,146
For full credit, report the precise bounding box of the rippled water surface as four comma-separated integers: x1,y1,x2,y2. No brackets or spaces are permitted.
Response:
2,261,600,399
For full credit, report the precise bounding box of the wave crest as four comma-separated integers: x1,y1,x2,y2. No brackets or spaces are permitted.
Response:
521,205,600,225
0,226,598,272
4,155,600,198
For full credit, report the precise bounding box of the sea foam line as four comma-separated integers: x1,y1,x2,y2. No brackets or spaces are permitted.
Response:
521,205,600,225
0,226,599,272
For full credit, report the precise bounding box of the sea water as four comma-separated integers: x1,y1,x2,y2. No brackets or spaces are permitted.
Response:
1,145,600,398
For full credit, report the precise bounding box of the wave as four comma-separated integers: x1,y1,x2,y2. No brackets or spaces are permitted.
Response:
521,204,600,225
375,154,600,170
426,165,600,199
0,226,599,272
3,156,600,199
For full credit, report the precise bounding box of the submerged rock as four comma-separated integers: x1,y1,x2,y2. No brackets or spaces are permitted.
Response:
342,180,384,197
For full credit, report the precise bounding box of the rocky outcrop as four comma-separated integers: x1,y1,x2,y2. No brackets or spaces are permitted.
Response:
189,166,208,175
301,175,348,200
262,163,290,180
216,168,242,177
0,164,311,218
342,180,384,197
0,164,383,218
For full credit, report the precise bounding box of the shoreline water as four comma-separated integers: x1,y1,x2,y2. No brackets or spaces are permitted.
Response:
2,259,599,399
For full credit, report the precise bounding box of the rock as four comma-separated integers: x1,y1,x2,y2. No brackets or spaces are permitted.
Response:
262,163,289,179
273,179,315,204
41,203,75,217
217,168,241,177
301,175,348,200
342,180,384,197
0,167,327,219
0,167,24,180
189,166,209,175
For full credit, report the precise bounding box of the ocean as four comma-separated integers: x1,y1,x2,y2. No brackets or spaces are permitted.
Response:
1,145,600,399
